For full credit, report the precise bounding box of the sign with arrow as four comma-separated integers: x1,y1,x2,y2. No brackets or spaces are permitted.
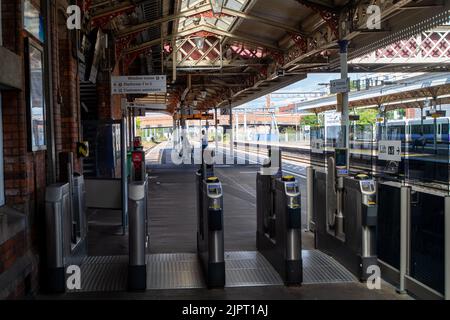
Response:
126,102,166,110
378,140,401,162
111,75,166,94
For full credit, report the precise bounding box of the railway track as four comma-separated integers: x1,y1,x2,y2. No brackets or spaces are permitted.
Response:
232,142,374,173
229,141,449,192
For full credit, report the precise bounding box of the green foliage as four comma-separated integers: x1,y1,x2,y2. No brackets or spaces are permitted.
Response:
300,115,319,127
281,126,296,134
385,109,405,120
355,109,378,125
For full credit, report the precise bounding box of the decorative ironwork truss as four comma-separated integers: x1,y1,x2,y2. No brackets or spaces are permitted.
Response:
284,0,445,69
350,28,450,64
174,35,223,69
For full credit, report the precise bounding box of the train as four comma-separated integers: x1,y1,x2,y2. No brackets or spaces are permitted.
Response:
376,117,450,144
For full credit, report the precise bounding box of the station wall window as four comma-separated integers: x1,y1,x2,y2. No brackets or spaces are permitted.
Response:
24,37,47,151
23,0,44,43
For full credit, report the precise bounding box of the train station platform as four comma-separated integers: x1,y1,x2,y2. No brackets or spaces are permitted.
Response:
37,145,409,300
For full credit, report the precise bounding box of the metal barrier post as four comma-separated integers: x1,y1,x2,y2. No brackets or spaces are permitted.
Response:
121,111,128,235
306,166,314,231
398,185,411,294
128,181,147,291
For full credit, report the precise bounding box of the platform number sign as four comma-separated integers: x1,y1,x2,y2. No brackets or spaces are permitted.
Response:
378,140,401,162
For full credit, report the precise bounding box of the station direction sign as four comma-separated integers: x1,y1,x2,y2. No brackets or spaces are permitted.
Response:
126,102,166,110
378,140,401,162
175,113,214,121
330,78,350,94
111,75,167,94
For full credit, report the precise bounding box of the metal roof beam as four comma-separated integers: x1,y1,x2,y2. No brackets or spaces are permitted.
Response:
116,4,212,38
220,8,307,36
125,25,282,53
176,26,281,50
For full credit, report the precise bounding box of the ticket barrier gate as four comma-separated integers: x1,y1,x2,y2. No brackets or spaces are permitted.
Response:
312,149,378,281
128,177,148,291
45,174,87,293
256,169,303,285
196,163,225,288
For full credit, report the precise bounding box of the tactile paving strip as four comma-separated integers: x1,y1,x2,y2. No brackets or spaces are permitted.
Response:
225,251,283,287
146,253,205,289
68,255,128,292
302,250,357,284
66,250,356,292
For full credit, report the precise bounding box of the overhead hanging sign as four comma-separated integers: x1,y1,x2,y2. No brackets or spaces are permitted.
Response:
126,102,166,110
330,78,350,94
378,140,401,162
111,75,167,94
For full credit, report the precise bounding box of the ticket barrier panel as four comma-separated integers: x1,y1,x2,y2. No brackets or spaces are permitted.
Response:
256,172,303,285
314,163,378,281
45,176,88,293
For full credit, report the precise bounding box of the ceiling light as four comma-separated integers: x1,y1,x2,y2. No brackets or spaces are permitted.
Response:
210,0,224,15
194,37,205,50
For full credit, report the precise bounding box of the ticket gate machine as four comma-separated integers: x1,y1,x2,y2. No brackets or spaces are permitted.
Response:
314,148,378,281
196,164,225,288
354,174,378,278
257,172,303,285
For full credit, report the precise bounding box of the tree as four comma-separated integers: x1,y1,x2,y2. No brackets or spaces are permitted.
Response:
300,114,319,127
355,109,377,125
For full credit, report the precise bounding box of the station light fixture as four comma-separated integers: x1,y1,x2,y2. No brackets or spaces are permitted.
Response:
201,90,207,99
210,0,224,15
193,99,198,107
194,37,205,50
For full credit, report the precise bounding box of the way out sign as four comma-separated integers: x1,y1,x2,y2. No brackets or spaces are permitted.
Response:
378,140,401,161
111,75,167,94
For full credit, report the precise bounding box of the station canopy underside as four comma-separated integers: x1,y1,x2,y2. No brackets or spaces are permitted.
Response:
86,0,450,114
295,73,450,114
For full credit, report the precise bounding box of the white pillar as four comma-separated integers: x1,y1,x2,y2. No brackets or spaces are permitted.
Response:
244,110,247,141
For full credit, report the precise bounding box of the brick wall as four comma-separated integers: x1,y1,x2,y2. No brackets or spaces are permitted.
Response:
0,231,26,275
56,2,81,174
0,0,82,299
97,60,123,121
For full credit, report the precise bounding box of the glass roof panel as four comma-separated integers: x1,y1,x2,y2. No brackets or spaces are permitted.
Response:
178,0,250,33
